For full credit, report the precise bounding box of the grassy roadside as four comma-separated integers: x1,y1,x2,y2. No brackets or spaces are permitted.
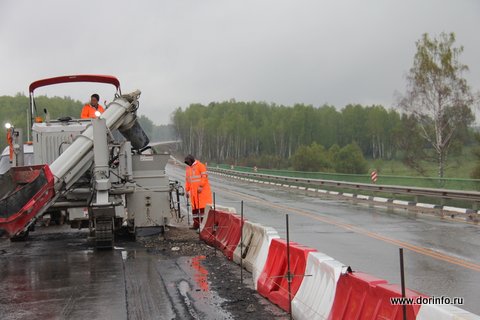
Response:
367,147,477,179
209,147,480,191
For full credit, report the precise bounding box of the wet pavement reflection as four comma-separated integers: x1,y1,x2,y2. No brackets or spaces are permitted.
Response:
191,255,209,292
0,231,126,320
0,228,245,320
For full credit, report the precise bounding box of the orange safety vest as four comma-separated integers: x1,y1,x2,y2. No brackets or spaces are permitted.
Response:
185,160,212,210
80,104,105,119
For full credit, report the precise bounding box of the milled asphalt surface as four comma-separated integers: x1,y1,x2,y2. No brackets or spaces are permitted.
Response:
0,224,287,320
167,164,480,315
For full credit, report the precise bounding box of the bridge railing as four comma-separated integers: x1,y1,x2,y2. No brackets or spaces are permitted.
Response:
211,164,480,191
209,166,480,204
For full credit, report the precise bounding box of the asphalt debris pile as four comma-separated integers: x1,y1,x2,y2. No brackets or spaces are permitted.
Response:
140,226,209,257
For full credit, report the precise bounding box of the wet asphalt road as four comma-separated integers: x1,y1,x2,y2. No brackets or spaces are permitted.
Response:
168,165,480,314
0,226,284,320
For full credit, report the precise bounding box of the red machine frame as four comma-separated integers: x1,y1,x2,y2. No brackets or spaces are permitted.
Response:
28,74,122,128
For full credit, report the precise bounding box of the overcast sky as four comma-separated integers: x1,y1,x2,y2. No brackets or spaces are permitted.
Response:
1,0,479,124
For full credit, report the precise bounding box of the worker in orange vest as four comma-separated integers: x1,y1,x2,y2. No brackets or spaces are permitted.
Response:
80,93,105,119
185,154,212,230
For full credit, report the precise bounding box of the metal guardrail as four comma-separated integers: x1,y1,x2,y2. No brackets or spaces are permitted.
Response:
210,167,480,203
211,164,480,191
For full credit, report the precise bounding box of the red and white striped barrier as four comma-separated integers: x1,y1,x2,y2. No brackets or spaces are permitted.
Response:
200,204,236,232
257,239,317,312
199,207,479,319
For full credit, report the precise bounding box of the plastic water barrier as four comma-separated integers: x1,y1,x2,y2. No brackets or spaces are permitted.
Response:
329,272,424,320
199,206,480,319
257,238,317,312
200,204,236,232
216,212,243,260
233,221,280,288
292,252,348,320
199,209,244,260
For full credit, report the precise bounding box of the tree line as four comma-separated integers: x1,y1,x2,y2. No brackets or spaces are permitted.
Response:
0,93,83,150
0,94,173,150
172,100,473,172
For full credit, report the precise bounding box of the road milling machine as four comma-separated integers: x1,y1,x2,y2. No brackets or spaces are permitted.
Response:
0,75,182,248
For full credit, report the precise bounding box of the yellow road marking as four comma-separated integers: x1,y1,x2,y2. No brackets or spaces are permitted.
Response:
224,188,480,272
170,167,480,271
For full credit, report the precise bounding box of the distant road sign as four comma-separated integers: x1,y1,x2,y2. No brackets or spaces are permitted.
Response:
371,170,378,183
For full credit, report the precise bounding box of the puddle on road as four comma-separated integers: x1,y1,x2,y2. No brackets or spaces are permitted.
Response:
190,255,209,291
173,255,232,319
118,247,232,319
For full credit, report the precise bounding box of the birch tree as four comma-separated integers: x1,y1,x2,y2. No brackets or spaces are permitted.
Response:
399,32,476,177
